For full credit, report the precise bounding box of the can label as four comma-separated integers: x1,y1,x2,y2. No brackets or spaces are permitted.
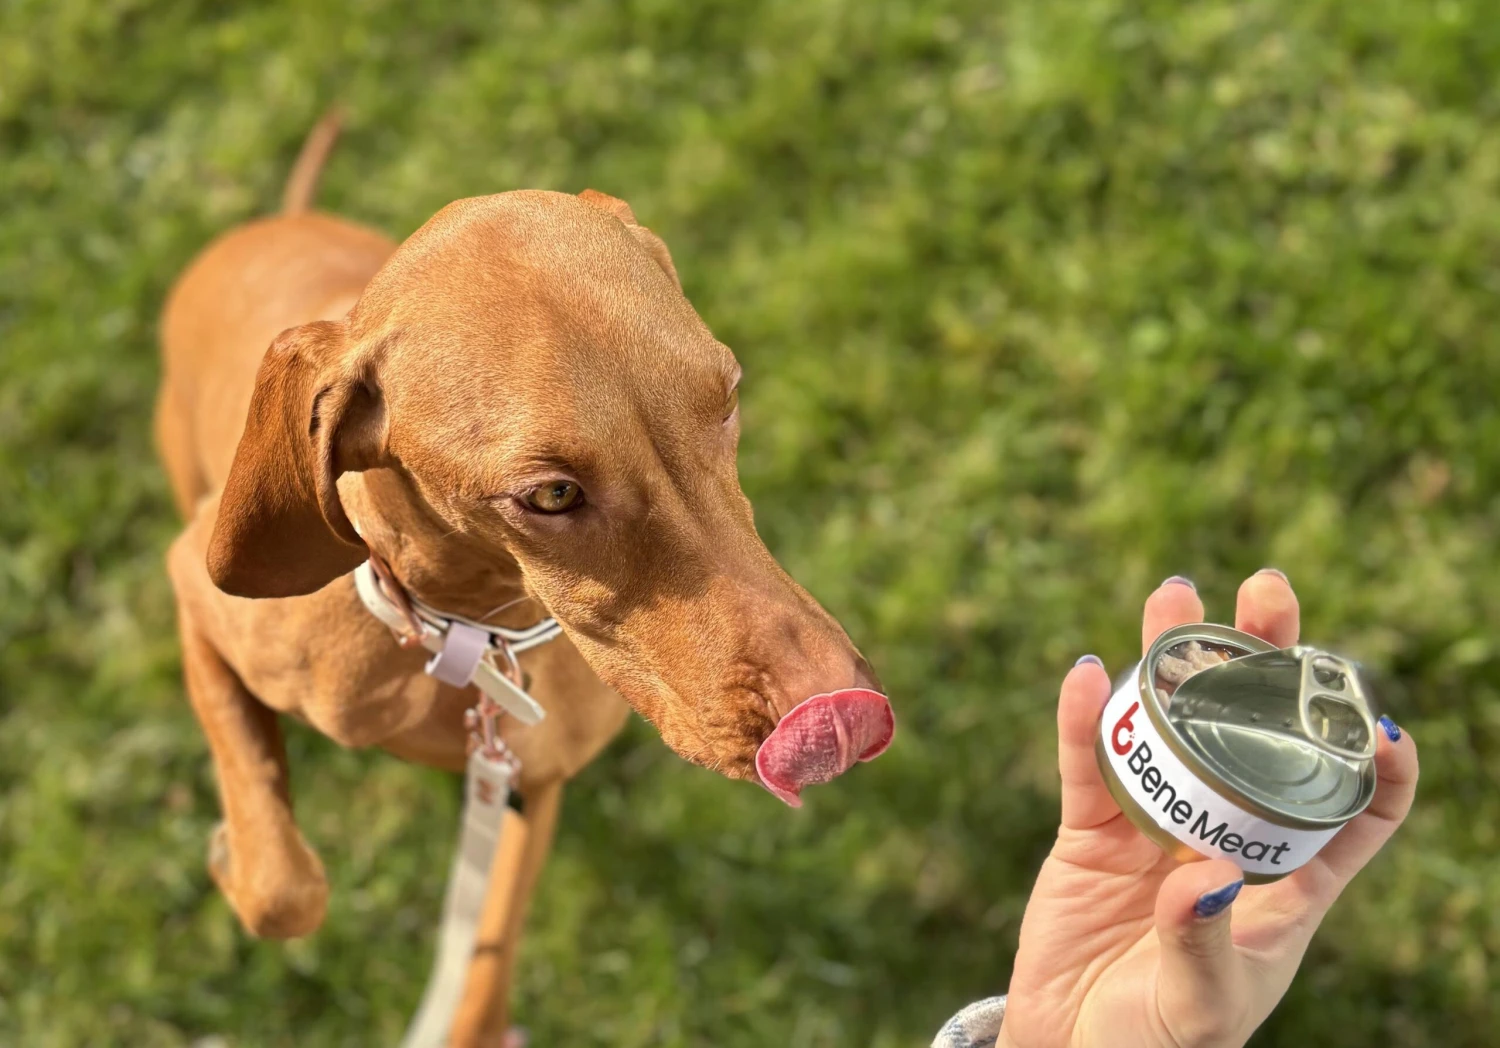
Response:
1101,671,1343,876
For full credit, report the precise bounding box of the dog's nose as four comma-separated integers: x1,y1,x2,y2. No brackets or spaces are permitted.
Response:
754,687,895,808
852,654,883,694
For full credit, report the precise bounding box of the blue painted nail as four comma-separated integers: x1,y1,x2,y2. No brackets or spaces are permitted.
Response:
1257,567,1289,583
1194,879,1243,919
1162,575,1196,591
1378,715,1401,742
1075,654,1103,669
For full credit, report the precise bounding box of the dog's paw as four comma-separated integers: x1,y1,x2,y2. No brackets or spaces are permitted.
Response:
207,821,330,939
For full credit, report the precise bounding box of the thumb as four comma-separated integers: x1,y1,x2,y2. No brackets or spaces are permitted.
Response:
1153,859,1249,1045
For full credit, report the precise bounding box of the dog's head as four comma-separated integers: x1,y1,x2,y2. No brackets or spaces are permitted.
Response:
207,190,892,805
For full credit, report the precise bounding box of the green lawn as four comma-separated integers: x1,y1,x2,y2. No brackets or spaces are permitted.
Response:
2,1,1498,1045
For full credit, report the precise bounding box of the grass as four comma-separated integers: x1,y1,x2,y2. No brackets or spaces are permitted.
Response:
2,1,1498,1045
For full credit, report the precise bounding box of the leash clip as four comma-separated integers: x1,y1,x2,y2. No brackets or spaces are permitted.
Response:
463,635,527,772
464,688,521,776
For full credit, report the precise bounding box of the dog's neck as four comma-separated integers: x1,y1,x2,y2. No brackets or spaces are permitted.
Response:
341,469,544,629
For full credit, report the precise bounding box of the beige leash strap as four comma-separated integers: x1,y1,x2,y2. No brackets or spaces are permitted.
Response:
446,799,536,1044
400,748,515,1048
350,555,557,1045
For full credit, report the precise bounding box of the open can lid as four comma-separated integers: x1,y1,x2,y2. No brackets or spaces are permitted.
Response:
1148,624,1378,828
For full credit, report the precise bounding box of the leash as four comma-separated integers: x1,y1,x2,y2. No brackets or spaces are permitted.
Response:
353,552,561,1048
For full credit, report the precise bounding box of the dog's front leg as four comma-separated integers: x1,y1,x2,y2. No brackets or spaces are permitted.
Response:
176,602,330,939
447,778,564,1048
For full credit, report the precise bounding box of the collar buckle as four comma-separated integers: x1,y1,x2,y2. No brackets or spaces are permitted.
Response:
353,553,558,730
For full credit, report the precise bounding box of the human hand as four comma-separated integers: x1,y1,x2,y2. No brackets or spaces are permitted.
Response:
996,572,1419,1048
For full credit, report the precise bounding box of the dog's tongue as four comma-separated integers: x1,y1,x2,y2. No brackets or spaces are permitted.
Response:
755,689,895,807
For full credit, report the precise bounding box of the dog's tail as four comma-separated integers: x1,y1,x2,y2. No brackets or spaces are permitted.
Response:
281,107,344,214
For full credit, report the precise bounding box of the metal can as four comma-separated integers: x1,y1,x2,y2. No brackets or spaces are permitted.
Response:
1096,623,1379,883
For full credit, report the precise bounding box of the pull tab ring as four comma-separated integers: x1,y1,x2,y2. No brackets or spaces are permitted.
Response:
1297,650,1377,761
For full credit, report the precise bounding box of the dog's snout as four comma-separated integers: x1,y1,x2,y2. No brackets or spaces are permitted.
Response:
570,546,892,802
757,650,882,725
747,602,882,719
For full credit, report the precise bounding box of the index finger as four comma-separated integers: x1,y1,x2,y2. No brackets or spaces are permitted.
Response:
1056,658,1120,830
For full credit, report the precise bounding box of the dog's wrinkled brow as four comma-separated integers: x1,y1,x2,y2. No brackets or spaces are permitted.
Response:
483,450,594,495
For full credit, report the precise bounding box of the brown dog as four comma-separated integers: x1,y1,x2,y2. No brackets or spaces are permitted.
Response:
155,114,894,1044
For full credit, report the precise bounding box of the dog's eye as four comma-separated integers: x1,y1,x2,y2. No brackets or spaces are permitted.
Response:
525,481,583,513
723,387,739,423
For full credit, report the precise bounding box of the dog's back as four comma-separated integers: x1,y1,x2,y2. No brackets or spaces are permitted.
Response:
154,113,395,515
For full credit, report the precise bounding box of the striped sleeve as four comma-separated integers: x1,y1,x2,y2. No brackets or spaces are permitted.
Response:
931,995,1006,1048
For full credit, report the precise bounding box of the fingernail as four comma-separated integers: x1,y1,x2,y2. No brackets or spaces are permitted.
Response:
1378,715,1401,742
1194,879,1243,919
1257,567,1289,583
1075,654,1103,669
1161,575,1196,591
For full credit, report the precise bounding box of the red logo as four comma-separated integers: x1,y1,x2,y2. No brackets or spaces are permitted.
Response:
476,780,497,806
1112,702,1139,755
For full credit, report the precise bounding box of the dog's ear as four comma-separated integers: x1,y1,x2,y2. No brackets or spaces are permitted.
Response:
579,189,680,288
207,320,387,598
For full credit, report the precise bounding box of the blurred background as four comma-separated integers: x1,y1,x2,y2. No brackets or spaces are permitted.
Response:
2,1,1497,1045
